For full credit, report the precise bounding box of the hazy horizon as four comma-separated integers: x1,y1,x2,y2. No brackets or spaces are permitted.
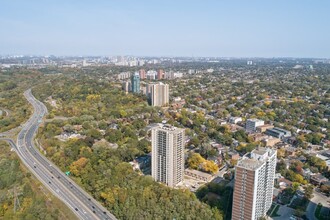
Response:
1,1,330,58
1,54,328,60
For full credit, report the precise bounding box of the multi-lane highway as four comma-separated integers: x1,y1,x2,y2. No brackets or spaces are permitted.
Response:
12,89,117,220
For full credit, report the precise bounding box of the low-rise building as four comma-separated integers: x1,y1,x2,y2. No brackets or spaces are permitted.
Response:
229,124,244,132
217,119,227,125
262,136,281,147
310,173,329,186
184,169,213,182
171,97,186,109
227,151,240,160
285,146,297,157
316,154,330,161
277,178,292,189
273,188,281,201
302,168,313,180
265,127,291,140
207,155,223,166
257,124,274,133
245,118,264,132
229,117,242,124
249,133,266,141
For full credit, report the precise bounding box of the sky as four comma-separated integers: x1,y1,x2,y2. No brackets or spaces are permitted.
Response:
1,0,329,58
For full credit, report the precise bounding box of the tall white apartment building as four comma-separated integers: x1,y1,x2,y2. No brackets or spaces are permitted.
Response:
122,81,131,93
148,82,169,107
232,148,277,220
246,119,264,132
146,70,157,80
151,124,185,187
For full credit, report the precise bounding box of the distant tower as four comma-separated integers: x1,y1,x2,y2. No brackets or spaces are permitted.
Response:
232,148,277,220
131,72,140,93
82,60,88,67
157,69,164,80
139,69,146,79
152,124,185,187
122,81,131,93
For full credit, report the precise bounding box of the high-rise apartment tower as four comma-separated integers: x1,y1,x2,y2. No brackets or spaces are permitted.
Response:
131,72,140,93
232,147,277,220
149,82,169,107
151,124,185,187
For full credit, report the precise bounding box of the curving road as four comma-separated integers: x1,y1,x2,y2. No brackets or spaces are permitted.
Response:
12,89,117,220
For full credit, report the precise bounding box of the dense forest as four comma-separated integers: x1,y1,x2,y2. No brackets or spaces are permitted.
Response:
0,69,51,132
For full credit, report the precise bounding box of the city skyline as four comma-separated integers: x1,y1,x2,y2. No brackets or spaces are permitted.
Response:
1,1,330,58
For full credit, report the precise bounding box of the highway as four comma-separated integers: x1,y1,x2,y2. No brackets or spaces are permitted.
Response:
11,89,117,220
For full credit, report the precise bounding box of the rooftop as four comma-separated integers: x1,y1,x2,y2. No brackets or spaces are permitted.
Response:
237,158,264,171
272,127,290,132
185,168,213,178
258,124,274,128
154,123,184,133
237,147,276,171
252,148,268,156
247,118,264,122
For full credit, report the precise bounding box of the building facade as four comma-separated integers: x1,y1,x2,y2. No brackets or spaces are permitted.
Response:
151,124,185,187
232,148,277,220
245,119,264,132
131,72,140,93
149,82,169,107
